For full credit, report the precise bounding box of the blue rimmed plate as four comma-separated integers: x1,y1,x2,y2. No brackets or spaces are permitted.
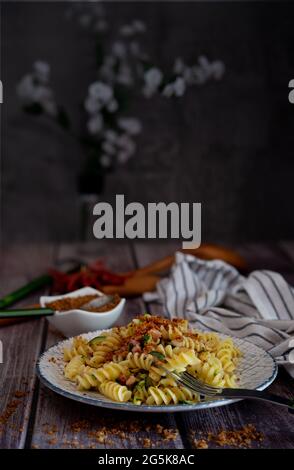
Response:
37,330,277,413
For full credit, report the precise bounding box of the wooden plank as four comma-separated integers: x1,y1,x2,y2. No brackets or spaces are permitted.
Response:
31,242,184,449
0,244,56,448
134,241,294,449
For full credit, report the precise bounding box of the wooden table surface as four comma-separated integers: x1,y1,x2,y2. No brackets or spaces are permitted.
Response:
0,241,293,449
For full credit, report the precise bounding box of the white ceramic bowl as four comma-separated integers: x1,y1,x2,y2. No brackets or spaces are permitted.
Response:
40,287,125,337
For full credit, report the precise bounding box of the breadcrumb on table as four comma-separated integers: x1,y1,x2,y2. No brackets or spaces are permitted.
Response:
192,424,263,449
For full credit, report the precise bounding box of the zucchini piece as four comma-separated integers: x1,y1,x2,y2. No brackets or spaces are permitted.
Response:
88,335,107,346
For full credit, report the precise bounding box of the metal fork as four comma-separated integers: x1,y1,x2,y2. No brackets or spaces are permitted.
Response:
160,366,294,412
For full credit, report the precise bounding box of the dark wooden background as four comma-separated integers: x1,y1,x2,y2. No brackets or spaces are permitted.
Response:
1,2,294,244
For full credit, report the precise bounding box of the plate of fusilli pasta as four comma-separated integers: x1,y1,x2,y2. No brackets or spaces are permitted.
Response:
37,314,277,412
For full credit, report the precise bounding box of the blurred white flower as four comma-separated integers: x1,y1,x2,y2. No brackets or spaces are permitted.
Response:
42,100,57,117
132,20,146,33
143,67,163,97
87,114,104,135
101,126,138,164
118,117,142,135
102,140,116,155
84,81,114,119
172,56,225,87
105,129,118,143
198,55,211,74
120,20,146,37
17,75,36,103
100,154,112,168
189,57,225,84
211,60,225,80
106,99,118,113
145,67,163,87
17,73,57,116
117,133,136,163
117,150,133,164
112,41,127,59
88,81,113,104
182,67,193,84
162,77,185,98
33,86,53,103
191,65,208,85
173,76,186,96
33,61,50,84
162,83,174,98
173,58,185,75
67,4,108,35
84,96,102,114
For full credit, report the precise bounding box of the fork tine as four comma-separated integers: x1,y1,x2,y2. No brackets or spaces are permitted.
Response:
183,370,220,389
181,372,221,393
167,370,215,395
180,376,212,392
162,369,205,394
160,365,220,396
177,377,207,395
183,371,221,390
180,375,219,395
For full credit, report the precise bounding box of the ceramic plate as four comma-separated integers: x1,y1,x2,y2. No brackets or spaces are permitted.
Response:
37,330,277,413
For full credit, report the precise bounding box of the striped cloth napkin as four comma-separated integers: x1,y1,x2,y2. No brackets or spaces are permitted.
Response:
144,252,294,377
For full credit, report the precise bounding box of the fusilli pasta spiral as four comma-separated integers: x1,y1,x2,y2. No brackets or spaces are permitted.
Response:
99,381,132,402
76,362,128,390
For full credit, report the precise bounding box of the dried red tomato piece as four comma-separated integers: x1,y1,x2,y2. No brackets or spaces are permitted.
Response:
48,259,128,294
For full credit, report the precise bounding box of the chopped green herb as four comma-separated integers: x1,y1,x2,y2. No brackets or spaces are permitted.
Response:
138,372,147,379
142,334,151,346
150,351,165,361
134,380,145,392
145,376,153,388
